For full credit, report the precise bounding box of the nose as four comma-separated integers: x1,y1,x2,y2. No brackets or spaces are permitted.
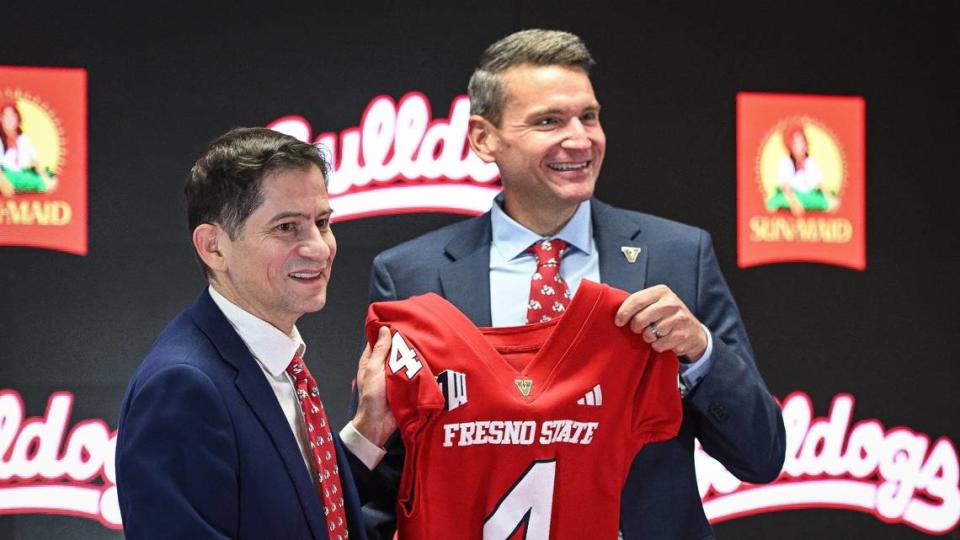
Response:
561,118,591,150
298,225,334,261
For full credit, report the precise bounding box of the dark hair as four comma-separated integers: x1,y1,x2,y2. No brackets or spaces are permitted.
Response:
781,122,809,171
0,101,24,150
185,127,329,275
468,29,595,126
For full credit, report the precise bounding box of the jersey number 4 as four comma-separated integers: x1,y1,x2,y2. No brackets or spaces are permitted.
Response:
388,331,422,379
483,460,556,539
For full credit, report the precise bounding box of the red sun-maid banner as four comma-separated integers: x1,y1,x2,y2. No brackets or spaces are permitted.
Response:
737,92,865,270
0,66,87,255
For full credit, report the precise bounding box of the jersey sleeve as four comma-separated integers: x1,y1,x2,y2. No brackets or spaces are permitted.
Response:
632,348,683,444
365,308,445,436
589,281,683,445
365,303,445,519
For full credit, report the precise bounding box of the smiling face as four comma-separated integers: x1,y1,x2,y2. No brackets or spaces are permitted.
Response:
482,64,606,231
213,164,336,333
1,105,20,135
790,131,808,159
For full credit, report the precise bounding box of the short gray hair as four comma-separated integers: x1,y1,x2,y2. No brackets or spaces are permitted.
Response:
468,29,595,126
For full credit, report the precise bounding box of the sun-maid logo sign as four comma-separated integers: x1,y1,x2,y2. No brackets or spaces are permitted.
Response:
267,92,502,222
737,92,865,270
0,66,87,255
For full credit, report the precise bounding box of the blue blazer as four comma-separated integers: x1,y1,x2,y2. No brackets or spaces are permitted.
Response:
117,290,367,540
355,199,785,540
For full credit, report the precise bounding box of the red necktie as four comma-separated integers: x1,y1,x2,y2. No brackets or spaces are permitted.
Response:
286,355,349,540
526,238,571,324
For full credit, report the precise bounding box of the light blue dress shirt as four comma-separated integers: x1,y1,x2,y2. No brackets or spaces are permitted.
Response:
488,197,714,392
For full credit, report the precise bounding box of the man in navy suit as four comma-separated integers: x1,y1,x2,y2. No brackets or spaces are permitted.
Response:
347,30,786,539
116,127,393,539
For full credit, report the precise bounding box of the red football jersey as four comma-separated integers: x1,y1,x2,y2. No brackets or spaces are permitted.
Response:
365,279,682,539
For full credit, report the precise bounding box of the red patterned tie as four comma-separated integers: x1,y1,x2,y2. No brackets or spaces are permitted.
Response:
286,355,349,540
526,238,571,324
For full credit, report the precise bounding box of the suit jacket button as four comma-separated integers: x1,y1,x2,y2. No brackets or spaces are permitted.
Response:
708,402,728,422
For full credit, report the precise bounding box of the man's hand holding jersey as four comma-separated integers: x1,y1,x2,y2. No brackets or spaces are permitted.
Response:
351,326,397,447
614,284,709,362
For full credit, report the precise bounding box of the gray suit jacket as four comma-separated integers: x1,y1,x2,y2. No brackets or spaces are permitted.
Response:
353,199,785,539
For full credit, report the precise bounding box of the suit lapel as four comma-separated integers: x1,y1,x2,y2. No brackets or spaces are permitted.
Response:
592,199,648,294
190,290,327,540
232,370,328,540
439,213,493,326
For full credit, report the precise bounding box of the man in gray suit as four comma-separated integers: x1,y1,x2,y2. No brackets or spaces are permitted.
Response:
344,29,785,539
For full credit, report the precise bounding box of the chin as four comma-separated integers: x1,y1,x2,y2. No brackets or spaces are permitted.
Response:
299,294,328,315
559,185,595,204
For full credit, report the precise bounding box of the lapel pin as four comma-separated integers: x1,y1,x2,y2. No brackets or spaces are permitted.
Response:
621,246,641,264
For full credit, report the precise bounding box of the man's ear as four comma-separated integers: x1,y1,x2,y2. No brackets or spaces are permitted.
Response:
468,115,500,163
193,223,228,274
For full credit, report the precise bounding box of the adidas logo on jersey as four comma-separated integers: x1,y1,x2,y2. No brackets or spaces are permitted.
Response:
437,370,468,411
576,384,603,406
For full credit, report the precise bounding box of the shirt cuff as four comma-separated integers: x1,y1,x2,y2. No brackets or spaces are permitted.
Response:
339,422,387,470
678,324,715,393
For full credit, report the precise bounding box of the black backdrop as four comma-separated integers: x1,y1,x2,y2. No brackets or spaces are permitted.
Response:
2,2,958,539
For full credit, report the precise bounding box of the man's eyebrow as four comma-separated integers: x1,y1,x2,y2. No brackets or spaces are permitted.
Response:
266,209,333,224
526,103,601,117
527,106,565,117
267,211,308,224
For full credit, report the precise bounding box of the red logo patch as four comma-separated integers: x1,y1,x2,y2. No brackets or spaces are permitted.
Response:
0,66,87,255
737,92,865,270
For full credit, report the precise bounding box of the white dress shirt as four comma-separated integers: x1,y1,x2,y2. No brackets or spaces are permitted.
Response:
208,285,315,475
